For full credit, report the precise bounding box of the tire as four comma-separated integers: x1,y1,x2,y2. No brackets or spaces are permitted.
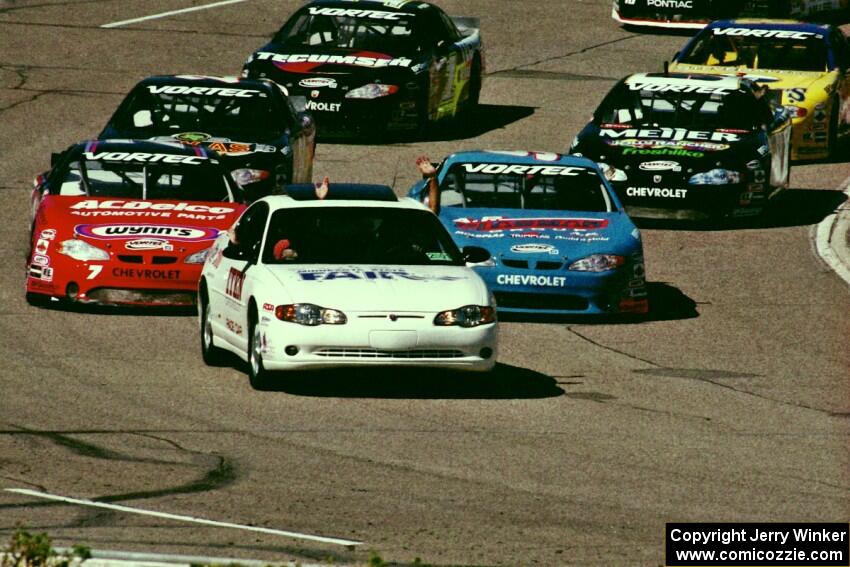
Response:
200,289,226,367
247,307,274,390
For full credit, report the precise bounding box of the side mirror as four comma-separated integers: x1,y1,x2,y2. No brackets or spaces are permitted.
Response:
462,246,491,265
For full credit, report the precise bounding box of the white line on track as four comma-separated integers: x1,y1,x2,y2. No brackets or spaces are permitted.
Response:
814,175,850,287
5,488,362,548
101,0,250,28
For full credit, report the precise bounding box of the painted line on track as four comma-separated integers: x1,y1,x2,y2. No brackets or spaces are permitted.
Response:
814,174,850,287
49,548,329,567
101,0,250,28
5,488,362,548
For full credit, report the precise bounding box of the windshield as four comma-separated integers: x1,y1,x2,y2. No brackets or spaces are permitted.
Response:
263,207,463,265
679,28,828,72
275,9,418,53
596,82,768,131
119,86,284,137
56,156,235,202
439,164,612,212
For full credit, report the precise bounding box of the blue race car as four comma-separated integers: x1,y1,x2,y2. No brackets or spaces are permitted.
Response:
409,151,648,315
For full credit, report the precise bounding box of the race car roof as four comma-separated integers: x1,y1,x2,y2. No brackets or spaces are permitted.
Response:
442,151,600,169
284,183,398,202
304,0,432,12
707,19,831,35
135,75,276,92
624,72,743,90
261,190,428,212
70,139,216,160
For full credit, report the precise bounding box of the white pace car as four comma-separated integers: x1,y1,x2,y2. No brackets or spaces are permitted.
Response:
199,183,498,389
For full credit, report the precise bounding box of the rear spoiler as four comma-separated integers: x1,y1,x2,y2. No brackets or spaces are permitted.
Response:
451,16,479,32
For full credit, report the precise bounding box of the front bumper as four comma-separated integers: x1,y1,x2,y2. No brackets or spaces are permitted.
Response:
791,113,831,161
614,181,766,219
480,267,647,315
26,260,202,307
257,315,497,372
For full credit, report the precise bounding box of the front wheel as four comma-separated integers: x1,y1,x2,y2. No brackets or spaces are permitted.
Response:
200,292,226,366
248,311,274,390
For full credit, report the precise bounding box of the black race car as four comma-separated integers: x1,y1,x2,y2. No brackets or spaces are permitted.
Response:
570,72,792,220
99,75,316,200
241,0,484,137
612,0,848,29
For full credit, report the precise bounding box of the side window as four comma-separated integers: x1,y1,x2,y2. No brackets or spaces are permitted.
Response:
233,201,270,261
437,10,461,43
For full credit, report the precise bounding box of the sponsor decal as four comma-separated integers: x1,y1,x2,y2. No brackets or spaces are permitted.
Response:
263,302,274,312
628,82,730,94
600,127,741,143
207,141,253,154
713,28,818,40
455,230,505,239
510,243,559,255
299,77,337,88
76,224,219,241
639,161,681,172
29,265,54,282
70,200,235,215
256,52,413,69
626,187,688,198
226,267,245,300
461,163,584,176
622,147,705,157
32,254,50,267
125,238,171,250
305,101,342,112
111,267,181,279
453,217,609,232
35,239,50,255
146,85,260,98
226,318,243,336
496,274,567,287
510,232,550,239
647,0,693,7
297,268,465,282
39,229,57,240
307,6,412,20
552,231,610,243
746,160,761,169
173,132,212,143
83,151,205,165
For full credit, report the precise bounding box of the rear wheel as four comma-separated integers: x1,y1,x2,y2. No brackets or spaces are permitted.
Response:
248,308,274,390
200,289,226,367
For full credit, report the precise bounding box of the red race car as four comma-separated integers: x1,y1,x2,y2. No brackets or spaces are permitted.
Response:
27,140,246,307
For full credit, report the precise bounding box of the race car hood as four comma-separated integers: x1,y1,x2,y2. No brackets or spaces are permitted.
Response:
439,207,640,261
35,195,244,254
580,124,762,168
264,263,488,312
245,44,418,85
668,63,830,96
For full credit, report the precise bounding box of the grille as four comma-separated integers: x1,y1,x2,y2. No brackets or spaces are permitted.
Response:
502,259,529,269
117,255,177,264
495,292,588,311
314,348,464,359
152,256,177,264
535,261,563,270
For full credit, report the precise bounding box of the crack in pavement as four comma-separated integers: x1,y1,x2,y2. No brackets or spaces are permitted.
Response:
0,19,267,37
567,326,840,417
487,34,639,76
0,0,112,15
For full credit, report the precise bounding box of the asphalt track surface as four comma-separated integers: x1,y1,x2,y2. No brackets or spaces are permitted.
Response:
1,1,849,565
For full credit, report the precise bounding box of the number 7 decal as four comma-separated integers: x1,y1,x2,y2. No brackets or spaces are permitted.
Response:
87,265,103,280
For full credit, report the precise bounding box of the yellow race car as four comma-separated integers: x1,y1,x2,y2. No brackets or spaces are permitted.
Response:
670,19,850,160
